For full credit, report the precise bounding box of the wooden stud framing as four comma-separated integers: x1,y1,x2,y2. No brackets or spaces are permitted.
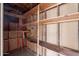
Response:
25,3,79,56
4,3,79,56
39,12,79,24
28,38,79,56
78,3,79,51
37,5,40,56
25,12,79,26
44,11,47,56
57,5,60,56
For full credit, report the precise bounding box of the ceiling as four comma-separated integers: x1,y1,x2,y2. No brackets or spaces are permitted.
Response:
4,3,39,15
4,3,39,30
4,3,39,23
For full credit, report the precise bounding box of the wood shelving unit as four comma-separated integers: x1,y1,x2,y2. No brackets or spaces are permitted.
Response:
24,3,79,56
25,12,79,25
27,39,79,56
4,3,79,56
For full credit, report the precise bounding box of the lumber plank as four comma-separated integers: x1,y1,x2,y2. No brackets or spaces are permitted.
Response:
27,39,79,56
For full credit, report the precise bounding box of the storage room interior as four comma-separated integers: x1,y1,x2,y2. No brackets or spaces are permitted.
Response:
3,3,79,56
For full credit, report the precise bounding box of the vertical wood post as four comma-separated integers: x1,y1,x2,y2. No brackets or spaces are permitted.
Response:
37,5,40,56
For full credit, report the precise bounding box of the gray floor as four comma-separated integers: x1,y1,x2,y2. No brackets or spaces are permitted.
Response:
4,47,37,56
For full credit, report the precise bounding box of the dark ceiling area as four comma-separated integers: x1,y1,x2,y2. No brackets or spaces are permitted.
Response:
4,3,39,15
4,3,39,24
4,3,39,30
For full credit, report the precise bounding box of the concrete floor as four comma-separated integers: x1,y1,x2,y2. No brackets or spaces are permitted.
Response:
4,47,37,56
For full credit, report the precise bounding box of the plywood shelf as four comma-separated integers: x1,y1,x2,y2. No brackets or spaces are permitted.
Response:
40,12,79,24
26,12,79,25
27,39,79,56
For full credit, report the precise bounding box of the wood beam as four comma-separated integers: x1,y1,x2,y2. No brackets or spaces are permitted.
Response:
27,39,79,56
25,12,79,25
23,5,38,17
40,3,58,12
23,3,62,17
40,12,79,24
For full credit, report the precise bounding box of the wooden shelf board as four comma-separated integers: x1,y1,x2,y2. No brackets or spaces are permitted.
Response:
26,12,79,25
27,39,79,56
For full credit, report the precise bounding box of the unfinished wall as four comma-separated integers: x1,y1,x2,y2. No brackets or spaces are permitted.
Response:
9,39,17,51
39,3,79,56
47,7,58,19
20,3,79,56
3,21,9,53
25,3,79,56
26,13,37,53
4,40,8,53
3,31,8,53
47,24,58,45
6,3,79,56
45,5,59,56
59,3,78,16
60,21,79,50
3,22,23,53
59,3,79,51
9,26,18,50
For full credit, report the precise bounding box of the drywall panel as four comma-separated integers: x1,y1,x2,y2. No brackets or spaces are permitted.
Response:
40,13,43,20
9,23,17,30
42,12,46,19
39,45,43,56
39,25,43,40
47,7,58,19
4,40,8,53
9,39,17,51
60,3,78,16
27,41,32,49
30,24,37,39
46,48,58,56
39,25,44,55
40,12,46,20
60,21,79,50
27,16,32,23
33,43,37,53
18,39,22,48
30,42,37,53
30,16,32,22
9,31,17,39
42,25,46,41
47,24,58,45
42,24,47,42
33,14,37,21
4,31,8,40
29,42,33,50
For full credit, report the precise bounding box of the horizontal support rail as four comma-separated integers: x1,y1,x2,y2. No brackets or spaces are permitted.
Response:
27,39,79,56
26,12,79,25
